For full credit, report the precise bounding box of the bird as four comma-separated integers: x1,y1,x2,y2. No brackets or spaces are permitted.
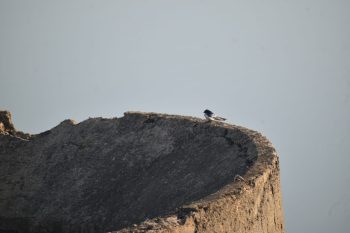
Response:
203,109,226,122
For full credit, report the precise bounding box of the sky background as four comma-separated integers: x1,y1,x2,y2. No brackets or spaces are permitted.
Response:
1,0,350,232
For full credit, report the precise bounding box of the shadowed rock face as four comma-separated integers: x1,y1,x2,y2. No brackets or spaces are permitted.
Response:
0,111,284,233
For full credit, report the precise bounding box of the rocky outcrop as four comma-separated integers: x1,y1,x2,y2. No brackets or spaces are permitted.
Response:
0,111,30,140
0,111,16,134
0,111,284,233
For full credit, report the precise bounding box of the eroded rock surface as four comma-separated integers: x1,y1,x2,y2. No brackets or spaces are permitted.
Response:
0,111,284,233
0,111,16,134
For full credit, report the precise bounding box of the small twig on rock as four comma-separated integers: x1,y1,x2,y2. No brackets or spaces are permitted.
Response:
234,174,245,182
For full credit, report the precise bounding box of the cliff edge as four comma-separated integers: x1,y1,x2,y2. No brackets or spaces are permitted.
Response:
0,111,284,233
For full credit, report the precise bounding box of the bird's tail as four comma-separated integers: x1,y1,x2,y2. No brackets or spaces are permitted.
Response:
213,116,226,121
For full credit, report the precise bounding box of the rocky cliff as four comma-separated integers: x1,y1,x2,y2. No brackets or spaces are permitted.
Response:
0,110,284,233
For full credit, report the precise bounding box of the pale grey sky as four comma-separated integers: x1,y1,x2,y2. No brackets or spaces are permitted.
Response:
1,1,350,232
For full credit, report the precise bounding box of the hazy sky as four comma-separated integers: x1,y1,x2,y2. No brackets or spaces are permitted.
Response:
1,1,350,232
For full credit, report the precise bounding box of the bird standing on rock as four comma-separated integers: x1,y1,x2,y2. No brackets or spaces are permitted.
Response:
203,109,226,122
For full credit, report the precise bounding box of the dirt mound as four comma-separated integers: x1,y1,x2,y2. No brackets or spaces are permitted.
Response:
0,111,284,233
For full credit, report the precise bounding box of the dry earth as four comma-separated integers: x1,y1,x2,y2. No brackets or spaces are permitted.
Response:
0,110,284,233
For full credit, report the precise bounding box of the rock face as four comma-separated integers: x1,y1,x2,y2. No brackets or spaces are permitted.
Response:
0,111,16,134
0,111,284,233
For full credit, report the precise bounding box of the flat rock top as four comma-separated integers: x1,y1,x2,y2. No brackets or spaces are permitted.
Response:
0,111,276,233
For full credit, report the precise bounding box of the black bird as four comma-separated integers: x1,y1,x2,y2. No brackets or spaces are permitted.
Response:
203,109,226,122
